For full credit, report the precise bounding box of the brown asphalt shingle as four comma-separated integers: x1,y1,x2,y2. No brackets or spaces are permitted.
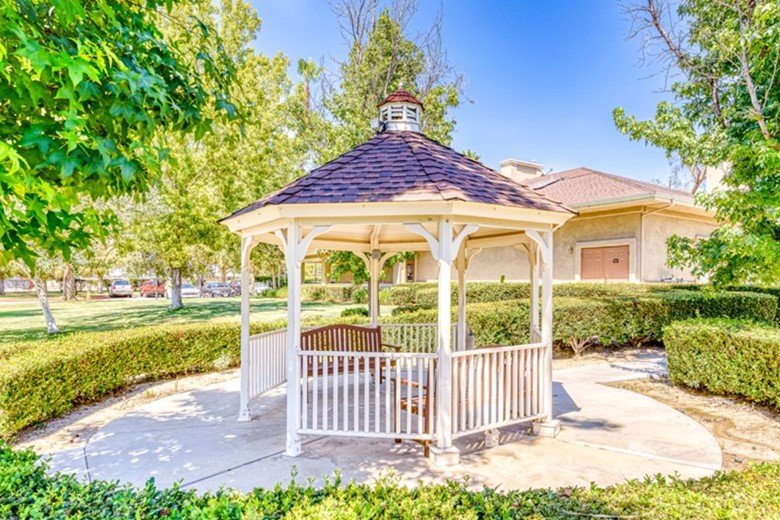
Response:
525,167,693,207
226,131,574,220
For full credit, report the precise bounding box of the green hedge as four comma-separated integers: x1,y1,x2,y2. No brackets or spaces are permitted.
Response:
0,321,279,439
390,291,778,348
664,319,780,409
2,444,780,519
377,281,700,307
301,284,354,303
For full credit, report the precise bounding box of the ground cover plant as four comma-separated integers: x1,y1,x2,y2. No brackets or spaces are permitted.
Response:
1,444,779,519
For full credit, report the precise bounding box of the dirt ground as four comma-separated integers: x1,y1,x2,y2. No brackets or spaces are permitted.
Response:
17,348,780,474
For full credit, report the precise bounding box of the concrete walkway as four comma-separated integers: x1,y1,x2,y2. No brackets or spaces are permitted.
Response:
45,353,722,492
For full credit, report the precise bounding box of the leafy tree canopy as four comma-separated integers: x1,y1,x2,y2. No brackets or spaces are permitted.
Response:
0,0,237,269
616,0,780,285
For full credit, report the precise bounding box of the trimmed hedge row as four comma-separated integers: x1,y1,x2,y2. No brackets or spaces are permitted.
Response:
377,281,702,307
664,319,780,409
2,444,780,519
390,291,778,348
0,321,270,439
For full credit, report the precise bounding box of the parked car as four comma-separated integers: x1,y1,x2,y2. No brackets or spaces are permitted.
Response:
201,282,235,297
139,279,165,298
108,279,133,298
254,281,270,293
165,283,200,299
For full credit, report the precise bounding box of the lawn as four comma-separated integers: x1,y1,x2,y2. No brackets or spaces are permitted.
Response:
0,297,355,346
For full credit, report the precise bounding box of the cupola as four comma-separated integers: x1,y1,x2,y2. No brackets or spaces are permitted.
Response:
377,88,424,132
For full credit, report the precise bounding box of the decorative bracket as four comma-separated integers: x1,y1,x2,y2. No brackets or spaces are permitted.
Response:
526,230,551,266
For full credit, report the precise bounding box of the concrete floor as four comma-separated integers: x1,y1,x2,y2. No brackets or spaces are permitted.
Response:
45,353,722,493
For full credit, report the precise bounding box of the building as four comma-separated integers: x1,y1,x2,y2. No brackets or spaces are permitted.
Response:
407,160,717,283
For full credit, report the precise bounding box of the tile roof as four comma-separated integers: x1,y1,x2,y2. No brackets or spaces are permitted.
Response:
524,167,693,207
378,89,424,109
226,131,574,220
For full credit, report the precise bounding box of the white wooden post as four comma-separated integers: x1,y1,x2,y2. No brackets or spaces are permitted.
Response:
432,218,457,464
528,242,540,342
456,248,467,352
238,236,256,422
283,223,331,457
528,228,560,438
369,250,381,326
284,223,302,456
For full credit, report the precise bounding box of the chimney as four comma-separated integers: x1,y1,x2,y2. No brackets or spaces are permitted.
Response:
499,159,545,184
705,164,729,192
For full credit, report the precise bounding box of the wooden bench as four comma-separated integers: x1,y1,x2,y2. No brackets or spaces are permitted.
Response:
300,324,399,377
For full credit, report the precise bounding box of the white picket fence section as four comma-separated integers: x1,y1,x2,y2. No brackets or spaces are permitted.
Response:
247,328,287,399
247,324,545,441
450,342,546,438
381,323,459,352
296,351,437,440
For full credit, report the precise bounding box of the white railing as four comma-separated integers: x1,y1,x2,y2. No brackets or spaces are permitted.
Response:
450,342,546,438
297,350,437,440
381,323,459,353
248,328,287,400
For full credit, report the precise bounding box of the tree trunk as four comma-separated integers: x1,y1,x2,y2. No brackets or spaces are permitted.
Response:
0,277,5,296
35,276,60,334
220,266,228,283
271,266,277,289
62,264,76,301
169,268,183,310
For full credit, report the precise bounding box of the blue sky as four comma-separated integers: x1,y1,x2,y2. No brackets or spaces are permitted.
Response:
250,1,674,183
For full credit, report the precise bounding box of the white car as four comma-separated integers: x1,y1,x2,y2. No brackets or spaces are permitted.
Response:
109,279,133,298
254,282,270,293
165,283,200,298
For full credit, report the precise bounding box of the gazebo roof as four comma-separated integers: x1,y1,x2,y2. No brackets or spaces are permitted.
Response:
225,130,574,221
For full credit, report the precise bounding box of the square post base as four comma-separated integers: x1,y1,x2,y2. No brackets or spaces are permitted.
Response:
285,438,303,457
237,409,251,422
427,445,460,466
532,419,561,438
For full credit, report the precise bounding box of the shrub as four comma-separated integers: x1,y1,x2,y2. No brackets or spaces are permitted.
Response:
341,307,369,318
351,286,368,304
388,291,775,352
2,443,780,518
0,320,293,439
301,284,353,303
664,319,780,409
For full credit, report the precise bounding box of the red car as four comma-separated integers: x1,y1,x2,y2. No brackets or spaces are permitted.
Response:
139,280,165,298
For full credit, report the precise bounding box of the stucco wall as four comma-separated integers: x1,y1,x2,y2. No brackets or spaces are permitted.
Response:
641,213,717,281
554,213,641,281
410,211,716,283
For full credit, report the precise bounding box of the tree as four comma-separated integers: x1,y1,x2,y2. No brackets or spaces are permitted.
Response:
323,0,463,159
615,0,780,285
0,0,237,269
123,0,313,308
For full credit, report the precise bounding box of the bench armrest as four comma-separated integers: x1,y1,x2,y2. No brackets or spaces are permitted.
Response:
382,343,402,352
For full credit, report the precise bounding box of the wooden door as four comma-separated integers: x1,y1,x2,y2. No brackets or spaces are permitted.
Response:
581,245,629,280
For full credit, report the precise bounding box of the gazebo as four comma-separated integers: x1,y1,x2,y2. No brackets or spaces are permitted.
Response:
220,90,575,465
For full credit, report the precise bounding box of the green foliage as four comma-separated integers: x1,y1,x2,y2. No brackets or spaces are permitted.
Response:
0,320,287,438
2,443,780,519
0,0,237,268
321,6,462,160
341,307,369,318
351,286,368,304
389,290,776,349
121,0,310,305
665,319,780,409
301,284,355,303
616,0,780,285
